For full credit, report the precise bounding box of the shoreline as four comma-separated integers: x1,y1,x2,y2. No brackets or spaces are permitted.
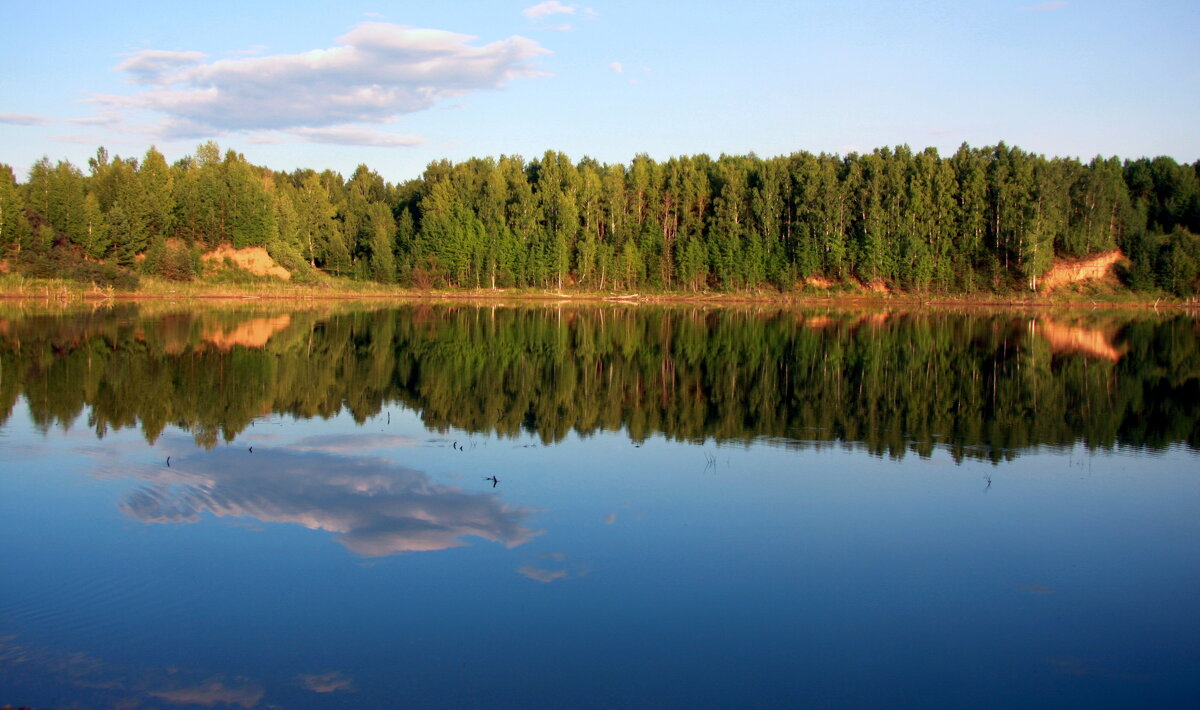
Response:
1,281,1196,312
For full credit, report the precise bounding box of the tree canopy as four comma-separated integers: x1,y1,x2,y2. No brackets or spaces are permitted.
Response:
3,142,1198,295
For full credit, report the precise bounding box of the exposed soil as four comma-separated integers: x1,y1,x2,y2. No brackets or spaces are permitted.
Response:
1039,251,1124,291
202,246,291,281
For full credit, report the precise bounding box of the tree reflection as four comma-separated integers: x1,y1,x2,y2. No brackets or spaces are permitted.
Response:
1,304,1197,461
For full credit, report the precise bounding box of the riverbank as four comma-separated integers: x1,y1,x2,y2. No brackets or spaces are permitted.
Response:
2,273,1197,311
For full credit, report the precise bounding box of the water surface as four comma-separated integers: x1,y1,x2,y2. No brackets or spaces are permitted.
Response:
2,304,1197,709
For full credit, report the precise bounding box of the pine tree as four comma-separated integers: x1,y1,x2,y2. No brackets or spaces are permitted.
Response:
48,160,89,247
107,157,150,265
140,146,175,244
367,201,397,283
0,164,31,255
223,151,276,249
951,144,988,290
710,157,749,288
81,192,109,259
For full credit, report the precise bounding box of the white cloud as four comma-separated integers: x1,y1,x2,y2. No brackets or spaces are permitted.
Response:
523,2,597,22
287,126,424,147
93,22,550,146
0,112,121,129
50,133,112,145
609,61,623,74
523,1,576,19
0,113,54,126
1023,1,1066,10
228,44,269,57
114,49,207,84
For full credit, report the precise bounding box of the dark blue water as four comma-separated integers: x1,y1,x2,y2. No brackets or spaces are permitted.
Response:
2,306,1198,709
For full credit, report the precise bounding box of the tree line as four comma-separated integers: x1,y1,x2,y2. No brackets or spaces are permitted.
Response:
2,142,1198,294
3,305,1197,460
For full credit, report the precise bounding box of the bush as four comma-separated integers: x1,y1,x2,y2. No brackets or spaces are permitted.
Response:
266,240,319,283
145,240,199,281
1156,228,1200,296
17,242,139,289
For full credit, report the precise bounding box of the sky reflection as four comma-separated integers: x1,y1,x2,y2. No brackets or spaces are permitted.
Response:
3,307,1199,709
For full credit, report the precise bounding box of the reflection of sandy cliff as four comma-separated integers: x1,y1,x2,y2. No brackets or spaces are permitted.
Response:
802,311,890,330
203,314,293,350
1035,317,1124,362
155,313,295,354
121,446,538,556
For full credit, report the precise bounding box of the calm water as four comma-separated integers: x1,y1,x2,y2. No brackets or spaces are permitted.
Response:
1,304,1198,709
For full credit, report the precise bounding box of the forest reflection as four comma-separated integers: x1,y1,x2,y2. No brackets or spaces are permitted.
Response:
1,303,1197,461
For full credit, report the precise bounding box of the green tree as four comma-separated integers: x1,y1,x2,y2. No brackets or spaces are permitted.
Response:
1155,227,1200,296
223,151,277,249
366,201,397,283
950,143,988,290
709,157,750,288
106,157,151,266
81,192,109,259
0,164,31,255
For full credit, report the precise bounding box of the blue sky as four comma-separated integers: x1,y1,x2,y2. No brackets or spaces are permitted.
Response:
2,1,1197,183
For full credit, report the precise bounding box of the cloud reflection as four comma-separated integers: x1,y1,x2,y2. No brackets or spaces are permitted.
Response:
518,565,569,583
148,678,264,708
298,670,356,693
290,433,426,452
0,635,266,709
517,552,588,583
119,447,539,557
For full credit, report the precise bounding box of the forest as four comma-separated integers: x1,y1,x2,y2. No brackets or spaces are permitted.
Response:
2,305,1197,461
1,142,1199,295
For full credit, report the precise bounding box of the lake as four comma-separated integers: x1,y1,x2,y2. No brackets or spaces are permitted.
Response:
1,303,1198,709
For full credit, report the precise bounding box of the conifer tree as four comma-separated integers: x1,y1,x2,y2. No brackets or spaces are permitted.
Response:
0,164,31,255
